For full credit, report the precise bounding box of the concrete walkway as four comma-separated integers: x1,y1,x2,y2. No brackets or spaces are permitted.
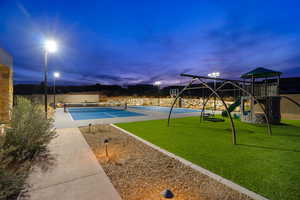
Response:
25,107,219,199
25,128,122,200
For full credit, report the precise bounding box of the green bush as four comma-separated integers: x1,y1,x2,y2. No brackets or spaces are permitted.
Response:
0,148,28,200
0,97,56,199
3,97,56,162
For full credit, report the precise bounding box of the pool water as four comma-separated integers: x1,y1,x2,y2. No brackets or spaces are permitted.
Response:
129,106,201,113
68,107,145,120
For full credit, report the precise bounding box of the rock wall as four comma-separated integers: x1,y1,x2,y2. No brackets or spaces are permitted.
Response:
16,93,300,120
280,94,300,120
18,94,100,105
0,66,13,123
99,95,234,110
0,49,13,123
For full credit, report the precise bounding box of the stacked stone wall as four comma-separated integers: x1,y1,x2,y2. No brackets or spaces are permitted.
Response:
0,64,13,122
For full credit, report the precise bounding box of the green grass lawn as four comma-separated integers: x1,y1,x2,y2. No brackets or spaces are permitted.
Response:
116,117,300,200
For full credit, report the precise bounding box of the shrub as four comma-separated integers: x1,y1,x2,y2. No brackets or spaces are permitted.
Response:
0,148,28,200
0,97,56,199
3,97,56,162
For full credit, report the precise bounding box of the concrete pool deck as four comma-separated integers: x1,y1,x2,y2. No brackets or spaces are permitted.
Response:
54,107,219,128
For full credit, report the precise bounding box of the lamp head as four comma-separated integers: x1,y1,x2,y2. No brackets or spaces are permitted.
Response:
154,81,161,86
44,39,58,53
53,72,60,78
208,72,220,78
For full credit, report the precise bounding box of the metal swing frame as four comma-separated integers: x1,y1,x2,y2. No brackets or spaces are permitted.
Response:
167,73,272,145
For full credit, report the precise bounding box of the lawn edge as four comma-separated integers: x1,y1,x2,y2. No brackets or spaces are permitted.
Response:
111,123,269,200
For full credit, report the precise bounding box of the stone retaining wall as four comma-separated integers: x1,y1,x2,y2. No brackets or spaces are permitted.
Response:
0,49,13,123
99,95,234,110
18,94,100,105
16,93,300,120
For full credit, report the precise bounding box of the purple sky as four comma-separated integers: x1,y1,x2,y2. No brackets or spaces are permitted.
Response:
1,0,300,86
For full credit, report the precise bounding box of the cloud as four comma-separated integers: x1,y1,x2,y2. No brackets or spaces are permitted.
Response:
4,0,300,85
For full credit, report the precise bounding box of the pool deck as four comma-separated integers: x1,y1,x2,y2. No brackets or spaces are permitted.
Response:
55,107,219,128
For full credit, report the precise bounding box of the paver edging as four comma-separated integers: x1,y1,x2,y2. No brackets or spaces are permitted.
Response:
110,124,269,200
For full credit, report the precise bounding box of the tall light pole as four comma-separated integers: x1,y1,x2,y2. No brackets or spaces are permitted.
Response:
154,81,161,106
208,72,220,112
53,72,60,109
44,39,58,118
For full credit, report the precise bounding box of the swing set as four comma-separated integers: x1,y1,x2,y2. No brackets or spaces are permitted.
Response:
167,67,300,145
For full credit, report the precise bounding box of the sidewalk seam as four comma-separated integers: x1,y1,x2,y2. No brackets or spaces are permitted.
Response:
28,172,101,192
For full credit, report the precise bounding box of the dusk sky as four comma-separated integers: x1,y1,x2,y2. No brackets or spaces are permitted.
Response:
1,0,300,86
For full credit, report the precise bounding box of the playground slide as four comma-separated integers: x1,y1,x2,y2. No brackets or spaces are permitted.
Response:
222,98,241,117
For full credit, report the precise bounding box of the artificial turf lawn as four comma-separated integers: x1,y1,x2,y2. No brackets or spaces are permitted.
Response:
116,117,300,200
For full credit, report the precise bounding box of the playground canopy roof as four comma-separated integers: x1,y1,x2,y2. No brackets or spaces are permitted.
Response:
240,67,282,79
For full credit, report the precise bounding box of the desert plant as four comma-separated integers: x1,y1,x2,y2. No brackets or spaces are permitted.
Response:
0,97,56,199
0,147,29,200
3,97,56,162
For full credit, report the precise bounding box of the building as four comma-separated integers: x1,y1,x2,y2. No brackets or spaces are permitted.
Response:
0,48,13,122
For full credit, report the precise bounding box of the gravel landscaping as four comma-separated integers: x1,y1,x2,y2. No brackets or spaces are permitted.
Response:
80,124,251,200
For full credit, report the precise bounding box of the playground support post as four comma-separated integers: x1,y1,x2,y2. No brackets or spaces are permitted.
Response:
196,78,237,145
200,81,230,122
167,79,196,126
167,78,237,145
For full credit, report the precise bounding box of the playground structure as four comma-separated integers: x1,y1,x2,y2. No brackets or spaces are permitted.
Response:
239,68,281,124
168,67,300,145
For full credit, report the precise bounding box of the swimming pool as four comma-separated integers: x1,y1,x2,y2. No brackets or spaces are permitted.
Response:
129,106,201,113
68,107,145,120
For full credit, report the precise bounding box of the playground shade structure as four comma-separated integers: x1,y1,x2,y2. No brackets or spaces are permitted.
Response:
240,67,282,78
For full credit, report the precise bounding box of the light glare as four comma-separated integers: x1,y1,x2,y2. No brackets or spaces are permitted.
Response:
208,72,220,78
44,39,58,53
53,72,60,78
154,81,161,86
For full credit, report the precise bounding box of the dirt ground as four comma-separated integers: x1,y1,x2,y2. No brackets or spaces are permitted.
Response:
80,124,251,200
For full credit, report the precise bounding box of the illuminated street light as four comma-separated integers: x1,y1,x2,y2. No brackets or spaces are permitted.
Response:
154,81,162,106
154,81,161,86
208,72,220,78
44,39,58,53
208,72,220,112
53,72,60,109
53,72,60,78
43,39,58,118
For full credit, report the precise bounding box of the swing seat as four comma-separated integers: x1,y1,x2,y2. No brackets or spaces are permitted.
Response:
203,113,225,122
204,117,225,122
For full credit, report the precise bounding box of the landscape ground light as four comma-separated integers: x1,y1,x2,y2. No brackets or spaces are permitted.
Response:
104,139,109,158
161,189,174,199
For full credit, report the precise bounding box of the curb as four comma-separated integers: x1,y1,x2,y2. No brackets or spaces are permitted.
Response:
110,124,269,200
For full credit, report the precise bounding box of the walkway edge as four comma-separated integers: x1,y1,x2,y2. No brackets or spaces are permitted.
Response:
110,124,269,200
